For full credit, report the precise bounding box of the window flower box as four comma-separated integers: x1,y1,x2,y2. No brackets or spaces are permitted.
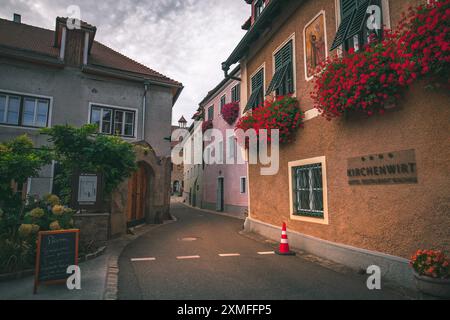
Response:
399,0,450,87
221,102,240,125
312,32,417,119
312,0,450,120
235,95,304,147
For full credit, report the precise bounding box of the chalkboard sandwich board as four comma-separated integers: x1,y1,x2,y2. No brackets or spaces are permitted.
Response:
34,229,80,294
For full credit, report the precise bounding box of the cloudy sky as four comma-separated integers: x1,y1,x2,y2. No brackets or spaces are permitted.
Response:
0,0,248,125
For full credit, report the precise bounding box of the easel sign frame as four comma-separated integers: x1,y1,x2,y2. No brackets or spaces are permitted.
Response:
33,229,80,294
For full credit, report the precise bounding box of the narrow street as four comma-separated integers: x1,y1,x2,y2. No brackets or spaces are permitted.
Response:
118,203,407,300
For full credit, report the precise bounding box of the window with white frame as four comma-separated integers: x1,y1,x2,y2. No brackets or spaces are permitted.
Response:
231,84,240,102
220,95,226,113
0,92,49,128
90,105,135,137
240,177,246,194
291,162,324,218
208,105,214,120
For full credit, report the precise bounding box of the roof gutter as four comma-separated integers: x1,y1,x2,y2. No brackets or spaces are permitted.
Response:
0,45,64,68
199,65,241,106
222,0,282,76
82,64,183,105
83,64,181,87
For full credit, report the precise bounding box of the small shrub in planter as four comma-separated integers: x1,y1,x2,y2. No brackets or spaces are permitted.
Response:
410,249,450,298
235,96,304,147
221,102,240,125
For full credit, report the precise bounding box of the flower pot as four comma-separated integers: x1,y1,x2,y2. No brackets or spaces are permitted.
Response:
413,271,450,298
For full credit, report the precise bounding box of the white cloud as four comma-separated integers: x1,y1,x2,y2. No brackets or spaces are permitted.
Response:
0,0,249,125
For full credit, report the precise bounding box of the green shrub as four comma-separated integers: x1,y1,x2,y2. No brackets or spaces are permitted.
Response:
41,124,137,204
0,194,75,274
0,237,34,274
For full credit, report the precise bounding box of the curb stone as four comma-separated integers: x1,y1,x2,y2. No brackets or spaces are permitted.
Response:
103,255,120,300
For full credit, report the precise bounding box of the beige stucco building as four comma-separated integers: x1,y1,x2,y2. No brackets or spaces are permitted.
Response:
222,0,450,289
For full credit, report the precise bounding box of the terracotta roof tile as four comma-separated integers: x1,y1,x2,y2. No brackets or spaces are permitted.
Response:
0,18,181,87
0,18,59,57
89,41,181,85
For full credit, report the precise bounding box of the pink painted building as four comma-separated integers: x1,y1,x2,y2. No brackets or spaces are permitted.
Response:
199,66,248,217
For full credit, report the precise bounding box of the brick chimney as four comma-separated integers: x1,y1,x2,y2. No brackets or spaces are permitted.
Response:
54,17,96,66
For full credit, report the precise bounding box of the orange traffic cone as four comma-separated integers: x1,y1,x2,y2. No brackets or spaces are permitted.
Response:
276,222,295,256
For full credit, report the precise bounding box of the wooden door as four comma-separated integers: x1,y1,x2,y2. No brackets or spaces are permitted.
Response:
126,164,147,227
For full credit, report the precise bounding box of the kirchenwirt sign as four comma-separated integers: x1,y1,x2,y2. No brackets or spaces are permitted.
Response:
347,149,418,185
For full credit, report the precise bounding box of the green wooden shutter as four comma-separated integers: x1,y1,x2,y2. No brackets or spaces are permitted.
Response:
274,41,292,70
342,0,357,17
267,41,292,95
266,64,288,95
220,95,226,113
235,86,240,102
275,51,284,71
281,41,292,65
208,106,214,120
330,0,358,51
346,0,372,41
251,69,264,91
245,69,264,112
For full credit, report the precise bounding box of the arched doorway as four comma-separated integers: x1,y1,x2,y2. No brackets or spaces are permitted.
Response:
110,141,171,237
126,162,151,227
173,180,180,194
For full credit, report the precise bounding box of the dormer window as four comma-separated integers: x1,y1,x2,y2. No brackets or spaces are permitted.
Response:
254,0,265,20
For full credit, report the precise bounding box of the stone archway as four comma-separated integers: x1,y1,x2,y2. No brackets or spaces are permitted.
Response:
110,141,172,237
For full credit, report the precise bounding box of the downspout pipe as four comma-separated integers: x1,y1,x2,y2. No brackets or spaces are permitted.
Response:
142,81,150,140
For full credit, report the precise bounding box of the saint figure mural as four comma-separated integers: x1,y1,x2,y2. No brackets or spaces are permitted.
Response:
305,13,326,79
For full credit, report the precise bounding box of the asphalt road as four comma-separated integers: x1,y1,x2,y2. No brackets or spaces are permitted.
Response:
118,203,407,300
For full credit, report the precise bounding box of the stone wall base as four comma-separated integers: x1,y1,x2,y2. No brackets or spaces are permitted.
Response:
244,216,415,290
74,213,110,248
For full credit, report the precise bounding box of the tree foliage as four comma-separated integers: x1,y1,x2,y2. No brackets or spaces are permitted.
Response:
0,135,52,212
41,124,137,204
